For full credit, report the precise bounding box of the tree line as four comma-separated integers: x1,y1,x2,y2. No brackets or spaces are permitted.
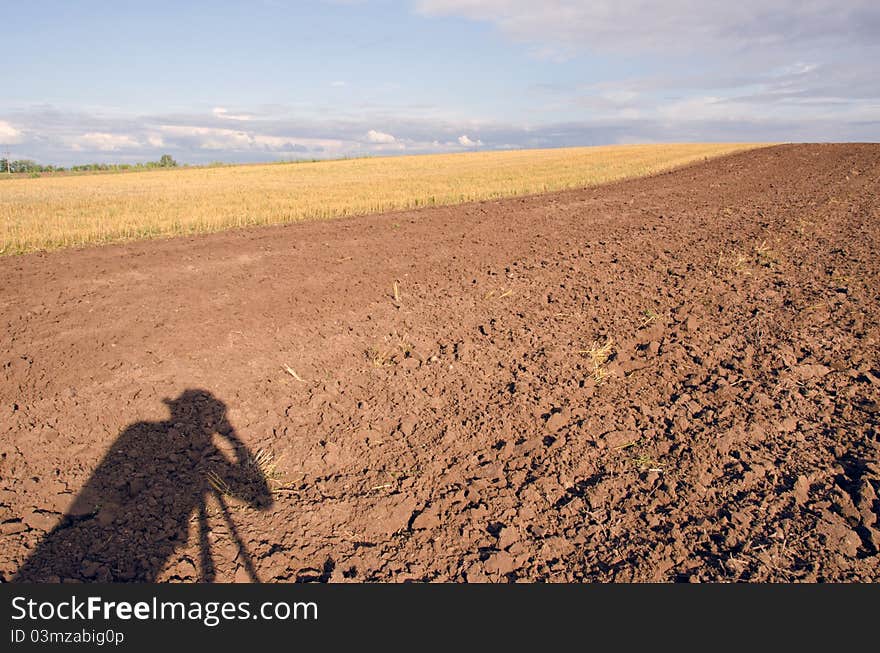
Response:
1,154,178,175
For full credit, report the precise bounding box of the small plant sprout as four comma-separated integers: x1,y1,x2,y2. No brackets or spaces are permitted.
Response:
368,346,394,367
208,448,284,500
639,308,659,328
632,453,663,473
367,331,413,367
717,249,752,274
578,338,615,383
754,240,780,268
247,448,283,486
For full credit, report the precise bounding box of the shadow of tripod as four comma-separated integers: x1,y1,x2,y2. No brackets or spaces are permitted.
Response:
15,389,273,583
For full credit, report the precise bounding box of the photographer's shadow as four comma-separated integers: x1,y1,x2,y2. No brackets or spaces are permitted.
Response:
14,389,273,583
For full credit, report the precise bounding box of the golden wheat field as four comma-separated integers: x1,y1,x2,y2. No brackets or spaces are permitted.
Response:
0,143,767,255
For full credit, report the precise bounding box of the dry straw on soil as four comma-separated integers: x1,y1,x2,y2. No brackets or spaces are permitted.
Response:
0,143,765,255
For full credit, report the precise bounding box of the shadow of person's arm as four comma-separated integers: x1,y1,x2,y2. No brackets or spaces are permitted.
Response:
205,420,274,510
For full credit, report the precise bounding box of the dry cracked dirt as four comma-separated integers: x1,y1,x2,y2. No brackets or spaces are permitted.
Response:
1,143,879,583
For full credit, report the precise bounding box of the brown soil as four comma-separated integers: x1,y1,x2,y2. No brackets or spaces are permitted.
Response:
1,143,879,583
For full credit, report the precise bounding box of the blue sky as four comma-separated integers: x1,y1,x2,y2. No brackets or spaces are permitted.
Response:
2,0,878,165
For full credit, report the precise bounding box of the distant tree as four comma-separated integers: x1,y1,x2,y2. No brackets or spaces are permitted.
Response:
158,154,178,168
9,159,39,173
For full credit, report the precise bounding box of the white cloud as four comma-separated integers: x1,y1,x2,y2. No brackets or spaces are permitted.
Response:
213,107,253,121
366,129,397,144
159,125,343,153
0,120,24,144
330,80,347,87
146,135,165,148
73,132,141,151
458,134,482,146
162,125,252,150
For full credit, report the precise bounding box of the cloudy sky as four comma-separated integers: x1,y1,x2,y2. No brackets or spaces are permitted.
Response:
2,1,878,165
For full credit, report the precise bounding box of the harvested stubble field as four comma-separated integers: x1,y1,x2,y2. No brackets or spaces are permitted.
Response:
1,143,879,583
0,143,760,255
